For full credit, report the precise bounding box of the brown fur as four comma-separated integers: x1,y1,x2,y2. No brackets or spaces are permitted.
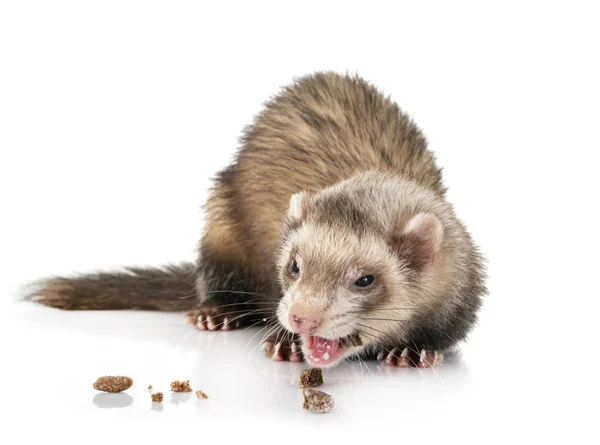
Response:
26,264,197,311
27,72,486,363
205,73,445,281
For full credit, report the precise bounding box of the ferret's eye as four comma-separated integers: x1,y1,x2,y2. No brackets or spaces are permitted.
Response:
290,259,300,275
354,275,374,287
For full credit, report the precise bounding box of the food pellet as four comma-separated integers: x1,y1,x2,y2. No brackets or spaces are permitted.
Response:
170,380,193,392
151,392,163,403
195,390,209,399
299,368,324,388
302,389,334,413
147,385,153,390
93,376,133,393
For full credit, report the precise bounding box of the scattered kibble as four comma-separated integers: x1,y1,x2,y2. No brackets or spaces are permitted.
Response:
195,390,209,399
302,389,334,413
170,380,193,392
93,376,133,393
91,375,331,410
299,368,323,388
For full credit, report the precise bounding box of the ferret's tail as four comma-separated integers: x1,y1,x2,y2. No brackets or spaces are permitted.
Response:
25,263,197,311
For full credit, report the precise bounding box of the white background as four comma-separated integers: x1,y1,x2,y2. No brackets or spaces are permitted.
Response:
1,1,599,443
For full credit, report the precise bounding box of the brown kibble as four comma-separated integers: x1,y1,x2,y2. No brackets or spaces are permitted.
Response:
147,385,153,390
170,380,193,392
299,368,323,388
151,392,163,403
302,389,334,413
195,390,209,399
93,376,133,393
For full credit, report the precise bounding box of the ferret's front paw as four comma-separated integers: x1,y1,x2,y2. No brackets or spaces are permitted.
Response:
376,347,443,368
261,336,304,362
186,303,254,331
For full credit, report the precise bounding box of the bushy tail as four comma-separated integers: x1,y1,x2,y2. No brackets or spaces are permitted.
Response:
25,263,197,311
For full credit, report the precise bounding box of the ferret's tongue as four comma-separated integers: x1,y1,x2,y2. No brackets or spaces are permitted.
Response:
305,336,340,365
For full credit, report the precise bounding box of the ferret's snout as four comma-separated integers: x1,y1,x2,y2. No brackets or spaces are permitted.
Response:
288,305,321,334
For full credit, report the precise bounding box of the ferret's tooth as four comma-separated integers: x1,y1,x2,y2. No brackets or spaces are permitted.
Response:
222,317,229,330
420,349,427,363
291,341,298,353
377,350,385,360
401,347,409,357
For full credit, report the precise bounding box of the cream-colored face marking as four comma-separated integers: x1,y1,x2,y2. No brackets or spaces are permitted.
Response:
276,219,419,366
274,173,466,367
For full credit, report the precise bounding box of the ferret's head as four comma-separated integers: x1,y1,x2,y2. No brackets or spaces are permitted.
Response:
275,173,465,367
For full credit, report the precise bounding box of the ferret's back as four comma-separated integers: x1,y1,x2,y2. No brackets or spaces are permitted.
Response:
239,72,444,196
205,72,446,267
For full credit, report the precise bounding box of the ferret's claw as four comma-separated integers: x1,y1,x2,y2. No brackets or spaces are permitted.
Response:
196,314,207,331
206,315,217,330
397,347,411,367
375,346,443,368
384,348,397,365
186,304,263,331
417,349,443,368
262,336,304,362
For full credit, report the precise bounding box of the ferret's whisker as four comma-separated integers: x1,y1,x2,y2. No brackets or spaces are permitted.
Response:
247,323,280,359
272,324,289,352
407,341,427,377
207,308,272,320
252,323,282,356
179,290,273,301
356,323,395,343
258,324,287,358
361,317,458,351
345,334,372,377
242,318,272,332
209,309,273,330
203,290,272,298
367,307,415,311
243,322,275,353
356,329,386,346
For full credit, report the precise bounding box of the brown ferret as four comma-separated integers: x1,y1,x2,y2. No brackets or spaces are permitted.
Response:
27,72,486,368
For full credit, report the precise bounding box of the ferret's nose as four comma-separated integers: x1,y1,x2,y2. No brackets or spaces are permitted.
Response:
288,305,321,334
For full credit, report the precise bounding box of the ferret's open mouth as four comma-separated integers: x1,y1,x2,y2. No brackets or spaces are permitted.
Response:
302,333,362,366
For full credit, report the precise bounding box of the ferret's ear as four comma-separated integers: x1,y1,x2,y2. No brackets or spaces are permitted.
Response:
391,213,444,271
287,191,311,227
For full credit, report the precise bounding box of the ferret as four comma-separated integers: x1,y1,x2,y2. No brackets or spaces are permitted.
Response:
27,72,486,368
